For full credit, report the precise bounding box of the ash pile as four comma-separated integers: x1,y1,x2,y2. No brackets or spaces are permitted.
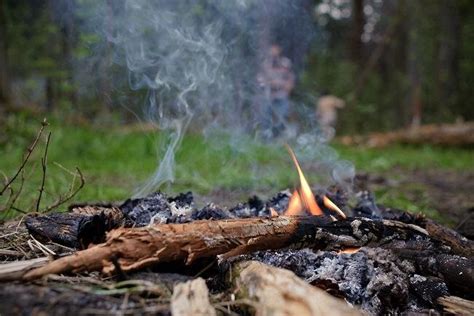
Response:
1,189,472,315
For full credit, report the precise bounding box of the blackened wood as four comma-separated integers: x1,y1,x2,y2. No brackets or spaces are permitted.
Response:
25,206,124,249
22,216,432,280
423,219,474,257
395,249,474,297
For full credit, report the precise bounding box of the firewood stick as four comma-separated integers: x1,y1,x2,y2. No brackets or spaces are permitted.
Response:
22,216,433,281
230,261,362,316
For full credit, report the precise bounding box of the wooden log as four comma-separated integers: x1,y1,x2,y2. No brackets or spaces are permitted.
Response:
230,261,362,316
171,278,216,316
22,216,433,280
339,122,474,147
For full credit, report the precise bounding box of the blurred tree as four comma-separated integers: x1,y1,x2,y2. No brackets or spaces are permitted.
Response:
0,0,11,108
350,0,365,67
437,0,461,114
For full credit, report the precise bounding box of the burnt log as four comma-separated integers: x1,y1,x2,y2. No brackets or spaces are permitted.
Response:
22,216,446,280
25,206,124,249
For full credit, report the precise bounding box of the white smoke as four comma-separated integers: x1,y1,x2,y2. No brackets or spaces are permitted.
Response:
88,0,355,196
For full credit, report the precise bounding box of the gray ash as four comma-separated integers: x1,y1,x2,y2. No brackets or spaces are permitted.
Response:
353,191,382,219
120,192,173,226
191,204,232,220
119,190,292,226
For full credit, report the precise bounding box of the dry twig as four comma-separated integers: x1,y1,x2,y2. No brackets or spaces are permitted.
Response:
0,118,48,196
36,132,51,212
44,167,85,213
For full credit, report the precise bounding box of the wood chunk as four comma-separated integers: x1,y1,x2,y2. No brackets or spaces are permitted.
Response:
438,296,474,316
171,278,216,316
231,261,362,316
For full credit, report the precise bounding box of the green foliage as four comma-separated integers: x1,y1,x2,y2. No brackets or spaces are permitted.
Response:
1,119,472,222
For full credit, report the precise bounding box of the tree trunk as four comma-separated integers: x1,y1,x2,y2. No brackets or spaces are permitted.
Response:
0,0,10,107
350,0,365,66
406,2,422,128
437,0,461,111
45,77,55,111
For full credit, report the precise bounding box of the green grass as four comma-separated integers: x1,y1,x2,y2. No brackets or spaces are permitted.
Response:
1,115,472,221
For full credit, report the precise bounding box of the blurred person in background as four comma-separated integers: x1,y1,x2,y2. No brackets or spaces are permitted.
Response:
316,90,345,140
257,44,295,139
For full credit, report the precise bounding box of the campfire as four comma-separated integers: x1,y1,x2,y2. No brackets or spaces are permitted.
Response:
1,147,473,315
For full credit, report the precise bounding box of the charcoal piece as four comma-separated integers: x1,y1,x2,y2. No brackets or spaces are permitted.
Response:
247,195,264,212
409,275,449,305
353,191,382,219
229,202,257,218
265,190,291,213
456,207,474,240
120,192,171,226
403,252,474,297
168,191,194,207
25,213,108,249
191,204,232,220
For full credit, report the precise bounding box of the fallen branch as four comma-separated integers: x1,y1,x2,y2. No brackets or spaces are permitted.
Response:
22,216,436,280
339,122,474,147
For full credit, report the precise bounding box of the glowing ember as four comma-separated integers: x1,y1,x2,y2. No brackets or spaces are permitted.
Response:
323,195,347,219
338,247,361,254
270,207,279,217
285,146,323,216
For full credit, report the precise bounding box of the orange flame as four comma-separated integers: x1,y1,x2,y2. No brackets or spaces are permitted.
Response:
323,195,347,219
285,146,323,216
286,190,303,216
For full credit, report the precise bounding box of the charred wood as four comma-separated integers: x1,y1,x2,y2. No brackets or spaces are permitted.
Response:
25,206,124,249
